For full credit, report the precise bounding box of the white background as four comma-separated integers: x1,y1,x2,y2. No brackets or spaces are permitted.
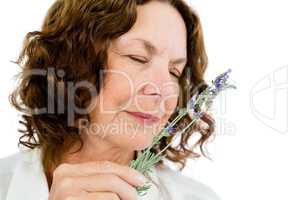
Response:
0,0,299,200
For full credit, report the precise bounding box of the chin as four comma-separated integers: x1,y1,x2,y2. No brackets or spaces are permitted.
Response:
132,135,153,151
109,129,155,151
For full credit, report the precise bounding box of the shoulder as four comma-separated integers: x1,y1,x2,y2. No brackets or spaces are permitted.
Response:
0,150,24,174
154,164,221,200
0,147,36,174
0,150,23,200
0,147,36,199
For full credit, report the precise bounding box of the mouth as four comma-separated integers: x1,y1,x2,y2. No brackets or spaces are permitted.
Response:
125,111,160,125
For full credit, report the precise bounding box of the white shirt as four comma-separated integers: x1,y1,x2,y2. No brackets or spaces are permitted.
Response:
0,147,221,200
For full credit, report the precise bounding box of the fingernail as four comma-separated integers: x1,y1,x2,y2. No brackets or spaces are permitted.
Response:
135,174,148,186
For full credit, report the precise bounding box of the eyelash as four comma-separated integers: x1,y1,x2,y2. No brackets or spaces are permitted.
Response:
128,55,148,64
128,55,181,79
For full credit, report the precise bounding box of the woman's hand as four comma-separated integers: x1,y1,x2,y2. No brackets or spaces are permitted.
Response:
48,161,147,200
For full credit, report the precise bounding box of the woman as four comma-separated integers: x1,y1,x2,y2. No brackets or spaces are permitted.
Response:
0,0,220,199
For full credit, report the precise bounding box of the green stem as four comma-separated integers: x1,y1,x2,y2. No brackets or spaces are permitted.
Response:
155,118,197,157
169,110,188,127
142,110,188,153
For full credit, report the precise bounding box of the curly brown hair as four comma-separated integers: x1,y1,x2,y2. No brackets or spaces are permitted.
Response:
9,0,215,185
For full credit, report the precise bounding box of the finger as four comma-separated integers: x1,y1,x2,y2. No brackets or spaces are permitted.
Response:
53,161,147,187
85,192,121,200
58,192,121,200
75,174,138,200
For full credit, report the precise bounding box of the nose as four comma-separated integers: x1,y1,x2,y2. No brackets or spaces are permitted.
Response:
136,60,179,115
140,81,162,106
142,61,178,97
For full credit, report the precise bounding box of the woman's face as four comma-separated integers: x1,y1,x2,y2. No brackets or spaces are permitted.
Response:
88,1,187,150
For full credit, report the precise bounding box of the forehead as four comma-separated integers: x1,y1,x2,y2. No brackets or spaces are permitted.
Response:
112,1,187,57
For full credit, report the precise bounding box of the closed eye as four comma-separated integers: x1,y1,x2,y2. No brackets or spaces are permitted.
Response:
128,55,182,79
170,72,180,79
128,55,149,64
170,69,181,79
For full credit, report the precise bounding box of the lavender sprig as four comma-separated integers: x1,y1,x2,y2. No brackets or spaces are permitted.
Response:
129,69,236,196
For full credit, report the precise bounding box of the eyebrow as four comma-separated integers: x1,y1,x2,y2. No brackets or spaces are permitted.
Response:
131,38,187,66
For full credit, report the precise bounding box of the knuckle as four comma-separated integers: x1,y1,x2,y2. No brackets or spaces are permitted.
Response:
107,174,120,186
64,196,77,200
59,177,74,189
128,167,141,176
108,193,120,200
64,196,73,200
98,160,113,170
53,163,69,178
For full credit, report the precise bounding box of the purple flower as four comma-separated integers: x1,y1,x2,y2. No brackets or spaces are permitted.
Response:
166,122,175,134
167,126,175,134
194,111,204,118
214,68,232,89
188,98,195,109
215,81,222,89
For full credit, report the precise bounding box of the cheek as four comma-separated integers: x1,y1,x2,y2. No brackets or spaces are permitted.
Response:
88,75,133,126
160,97,178,125
165,95,178,112
161,84,180,116
103,49,137,111
102,72,134,112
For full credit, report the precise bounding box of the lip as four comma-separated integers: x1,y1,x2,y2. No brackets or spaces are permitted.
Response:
125,111,160,125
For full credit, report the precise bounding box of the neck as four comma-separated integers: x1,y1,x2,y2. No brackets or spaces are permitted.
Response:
45,132,136,191
62,131,136,166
